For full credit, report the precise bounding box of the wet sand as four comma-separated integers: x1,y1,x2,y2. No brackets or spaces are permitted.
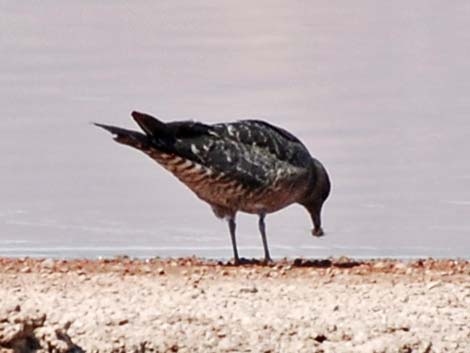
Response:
1,257,469,353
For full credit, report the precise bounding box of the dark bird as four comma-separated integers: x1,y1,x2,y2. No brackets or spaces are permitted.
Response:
95,111,331,264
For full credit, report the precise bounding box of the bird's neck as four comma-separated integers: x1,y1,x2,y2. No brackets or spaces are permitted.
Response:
300,157,330,206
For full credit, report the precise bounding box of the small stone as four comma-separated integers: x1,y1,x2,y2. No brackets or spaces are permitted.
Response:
422,342,432,353
354,330,368,343
240,286,258,294
20,266,31,273
373,261,388,270
41,258,55,269
157,268,165,275
313,334,327,343
427,281,442,290
394,262,407,271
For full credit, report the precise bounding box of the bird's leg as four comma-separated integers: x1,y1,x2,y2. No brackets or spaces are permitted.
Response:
228,218,240,265
258,214,272,264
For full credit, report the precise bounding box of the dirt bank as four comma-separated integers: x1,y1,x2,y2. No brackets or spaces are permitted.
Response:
1,257,469,353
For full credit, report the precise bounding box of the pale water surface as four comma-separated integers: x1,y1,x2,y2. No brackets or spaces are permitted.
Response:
1,1,470,259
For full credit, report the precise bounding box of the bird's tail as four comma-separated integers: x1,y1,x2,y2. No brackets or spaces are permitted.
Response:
94,111,177,153
94,122,151,150
95,111,212,155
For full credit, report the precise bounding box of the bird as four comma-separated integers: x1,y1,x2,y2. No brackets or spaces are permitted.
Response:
95,111,331,265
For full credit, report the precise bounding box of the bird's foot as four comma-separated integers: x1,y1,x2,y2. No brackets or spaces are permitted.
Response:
228,257,268,266
262,256,273,266
230,257,252,266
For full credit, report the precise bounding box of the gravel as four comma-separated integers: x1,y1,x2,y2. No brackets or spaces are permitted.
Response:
0,257,469,353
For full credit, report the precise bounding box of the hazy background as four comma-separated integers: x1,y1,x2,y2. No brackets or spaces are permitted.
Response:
1,1,470,259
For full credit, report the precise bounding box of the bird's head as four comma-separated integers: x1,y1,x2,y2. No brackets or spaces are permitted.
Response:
300,158,331,237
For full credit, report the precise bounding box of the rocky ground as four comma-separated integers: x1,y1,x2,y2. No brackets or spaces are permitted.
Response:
0,257,469,353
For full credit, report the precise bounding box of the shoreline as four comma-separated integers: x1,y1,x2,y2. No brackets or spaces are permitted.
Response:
1,257,469,353
1,256,469,278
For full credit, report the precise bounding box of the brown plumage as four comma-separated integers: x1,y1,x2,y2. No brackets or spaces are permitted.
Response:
95,111,331,264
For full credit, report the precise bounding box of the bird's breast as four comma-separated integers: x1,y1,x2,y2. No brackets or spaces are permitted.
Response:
148,151,241,202
147,150,309,214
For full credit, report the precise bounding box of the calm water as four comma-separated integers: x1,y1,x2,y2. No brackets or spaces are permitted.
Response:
1,1,470,259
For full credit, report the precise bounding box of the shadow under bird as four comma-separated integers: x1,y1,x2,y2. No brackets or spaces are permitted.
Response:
95,111,331,264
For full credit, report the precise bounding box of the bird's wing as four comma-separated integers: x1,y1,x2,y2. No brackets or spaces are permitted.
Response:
165,120,311,189
103,112,311,190
211,120,312,168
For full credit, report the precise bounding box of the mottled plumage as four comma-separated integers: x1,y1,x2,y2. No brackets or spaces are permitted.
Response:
95,111,331,264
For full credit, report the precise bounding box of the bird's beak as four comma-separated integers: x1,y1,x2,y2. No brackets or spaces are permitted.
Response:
309,207,325,237
312,227,324,237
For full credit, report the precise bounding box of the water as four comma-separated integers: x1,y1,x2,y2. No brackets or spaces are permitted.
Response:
1,1,470,259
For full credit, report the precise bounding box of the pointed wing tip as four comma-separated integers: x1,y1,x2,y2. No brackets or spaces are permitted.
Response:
131,111,141,119
131,110,152,122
